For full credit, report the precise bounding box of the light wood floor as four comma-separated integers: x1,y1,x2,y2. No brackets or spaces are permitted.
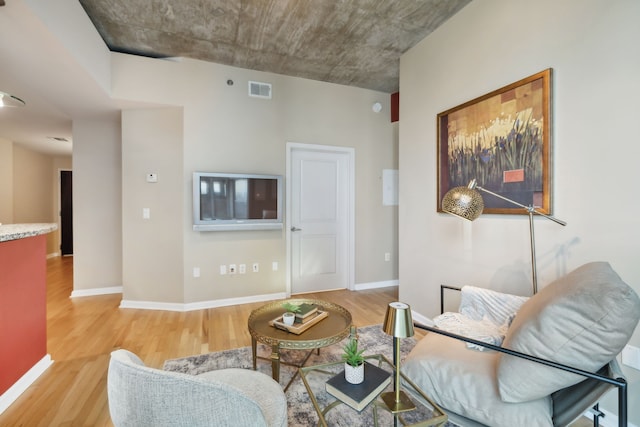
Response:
1,256,592,426
0,256,402,426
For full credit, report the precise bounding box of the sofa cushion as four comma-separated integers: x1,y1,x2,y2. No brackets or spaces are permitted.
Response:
498,262,640,402
403,332,553,427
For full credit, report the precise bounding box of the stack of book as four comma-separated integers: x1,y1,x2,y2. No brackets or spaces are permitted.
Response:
294,303,319,323
270,303,329,334
325,362,391,411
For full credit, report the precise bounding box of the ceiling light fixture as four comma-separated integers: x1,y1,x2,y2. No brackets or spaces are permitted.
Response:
0,91,26,108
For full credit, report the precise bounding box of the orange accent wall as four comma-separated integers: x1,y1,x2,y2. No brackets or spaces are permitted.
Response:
0,235,47,395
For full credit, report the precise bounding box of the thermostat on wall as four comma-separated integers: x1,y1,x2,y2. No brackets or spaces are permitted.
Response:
146,173,158,183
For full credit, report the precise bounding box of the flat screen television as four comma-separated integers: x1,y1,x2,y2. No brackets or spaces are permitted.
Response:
192,172,283,231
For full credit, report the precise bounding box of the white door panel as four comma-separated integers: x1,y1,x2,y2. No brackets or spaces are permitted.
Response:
300,160,337,221
289,145,353,294
300,235,336,276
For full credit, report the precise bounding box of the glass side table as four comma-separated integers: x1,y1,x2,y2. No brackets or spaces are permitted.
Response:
299,354,448,427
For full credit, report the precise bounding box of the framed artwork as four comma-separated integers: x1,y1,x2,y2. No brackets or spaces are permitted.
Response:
437,69,553,215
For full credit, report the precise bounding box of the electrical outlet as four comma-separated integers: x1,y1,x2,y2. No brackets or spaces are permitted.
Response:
384,252,391,262
229,264,236,274
252,263,259,273
239,264,246,274
219,265,226,275
272,261,278,271
193,267,200,278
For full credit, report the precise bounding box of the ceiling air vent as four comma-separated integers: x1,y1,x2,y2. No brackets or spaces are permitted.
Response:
248,81,272,99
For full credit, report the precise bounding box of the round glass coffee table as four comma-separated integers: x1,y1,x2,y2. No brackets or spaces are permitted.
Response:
248,299,352,390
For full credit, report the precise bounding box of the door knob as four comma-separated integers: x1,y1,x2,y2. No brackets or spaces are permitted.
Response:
291,226,302,232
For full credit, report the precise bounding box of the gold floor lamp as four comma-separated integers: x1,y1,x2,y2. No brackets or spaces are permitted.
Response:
441,179,567,295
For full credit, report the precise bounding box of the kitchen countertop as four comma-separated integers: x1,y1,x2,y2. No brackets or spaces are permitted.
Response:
0,223,58,243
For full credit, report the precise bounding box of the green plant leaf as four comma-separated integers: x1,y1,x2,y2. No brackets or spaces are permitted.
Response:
282,302,301,313
341,338,365,367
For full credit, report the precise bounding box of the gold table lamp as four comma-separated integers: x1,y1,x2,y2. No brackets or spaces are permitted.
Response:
381,302,416,413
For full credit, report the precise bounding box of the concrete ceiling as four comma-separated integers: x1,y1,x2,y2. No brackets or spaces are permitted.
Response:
79,0,471,93
0,0,470,157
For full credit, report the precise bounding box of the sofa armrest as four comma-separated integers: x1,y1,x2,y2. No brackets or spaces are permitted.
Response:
413,322,628,427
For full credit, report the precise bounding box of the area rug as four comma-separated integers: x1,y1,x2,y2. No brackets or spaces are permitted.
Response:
164,324,457,426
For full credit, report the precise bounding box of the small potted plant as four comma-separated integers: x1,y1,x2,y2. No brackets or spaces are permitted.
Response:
281,302,300,326
342,337,365,384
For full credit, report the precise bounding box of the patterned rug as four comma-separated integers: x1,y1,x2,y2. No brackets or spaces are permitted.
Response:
164,324,457,426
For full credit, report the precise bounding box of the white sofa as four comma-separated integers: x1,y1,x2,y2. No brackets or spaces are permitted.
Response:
107,349,288,427
404,262,640,427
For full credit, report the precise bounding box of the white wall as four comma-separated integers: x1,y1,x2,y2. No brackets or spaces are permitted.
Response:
121,108,184,303
0,139,13,223
399,0,640,422
73,117,122,291
1,142,70,255
109,54,397,305
12,146,52,223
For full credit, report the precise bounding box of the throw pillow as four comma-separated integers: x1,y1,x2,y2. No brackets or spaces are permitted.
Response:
497,262,640,402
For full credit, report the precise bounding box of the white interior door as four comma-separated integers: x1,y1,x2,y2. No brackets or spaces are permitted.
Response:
288,144,354,294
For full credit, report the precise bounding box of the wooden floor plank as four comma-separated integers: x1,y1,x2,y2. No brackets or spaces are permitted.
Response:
1,256,592,426
0,256,399,425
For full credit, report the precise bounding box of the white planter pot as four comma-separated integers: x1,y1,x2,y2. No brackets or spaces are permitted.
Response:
282,312,295,326
344,362,364,384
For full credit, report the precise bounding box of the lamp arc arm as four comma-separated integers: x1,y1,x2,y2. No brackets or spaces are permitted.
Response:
474,184,566,226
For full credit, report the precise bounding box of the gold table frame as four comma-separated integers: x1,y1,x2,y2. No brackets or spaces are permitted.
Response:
247,299,352,391
299,354,448,427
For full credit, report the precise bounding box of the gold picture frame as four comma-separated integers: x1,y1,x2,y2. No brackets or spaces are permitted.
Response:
437,69,553,215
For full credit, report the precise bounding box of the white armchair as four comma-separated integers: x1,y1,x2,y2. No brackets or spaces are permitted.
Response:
404,262,640,427
107,349,288,427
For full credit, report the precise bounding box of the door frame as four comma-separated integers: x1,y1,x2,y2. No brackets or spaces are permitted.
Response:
285,142,355,296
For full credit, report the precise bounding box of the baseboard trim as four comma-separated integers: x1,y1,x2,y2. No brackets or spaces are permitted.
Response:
118,283,399,311
119,292,288,312
354,280,398,291
0,354,53,415
71,286,123,298
411,311,434,327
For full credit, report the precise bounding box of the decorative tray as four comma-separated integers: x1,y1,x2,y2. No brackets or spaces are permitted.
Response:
269,310,328,334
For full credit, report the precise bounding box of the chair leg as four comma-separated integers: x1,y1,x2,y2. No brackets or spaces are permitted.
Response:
592,403,604,427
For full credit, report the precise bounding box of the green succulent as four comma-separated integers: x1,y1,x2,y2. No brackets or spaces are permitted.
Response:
342,338,365,367
282,302,301,313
